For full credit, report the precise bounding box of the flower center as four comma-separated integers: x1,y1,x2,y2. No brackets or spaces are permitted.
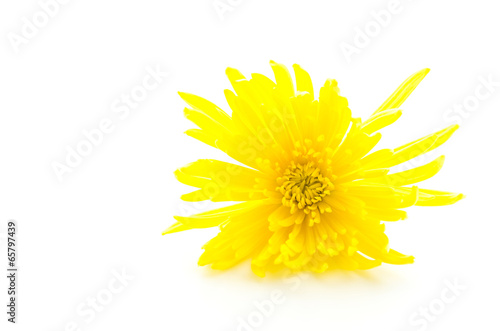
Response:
277,161,333,213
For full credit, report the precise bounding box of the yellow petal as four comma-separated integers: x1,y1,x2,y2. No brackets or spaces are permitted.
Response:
370,68,430,116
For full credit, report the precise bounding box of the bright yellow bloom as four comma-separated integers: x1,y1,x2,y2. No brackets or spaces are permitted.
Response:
164,61,463,277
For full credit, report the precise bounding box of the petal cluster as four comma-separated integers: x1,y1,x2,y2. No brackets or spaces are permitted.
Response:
164,61,463,277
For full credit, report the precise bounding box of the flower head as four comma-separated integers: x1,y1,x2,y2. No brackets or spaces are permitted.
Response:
164,61,463,277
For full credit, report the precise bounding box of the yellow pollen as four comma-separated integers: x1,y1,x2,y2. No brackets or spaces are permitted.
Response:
277,161,334,213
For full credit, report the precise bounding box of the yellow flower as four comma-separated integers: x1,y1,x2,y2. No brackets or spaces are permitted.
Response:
164,61,463,277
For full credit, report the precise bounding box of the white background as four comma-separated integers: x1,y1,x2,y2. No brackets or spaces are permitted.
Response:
1,0,499,330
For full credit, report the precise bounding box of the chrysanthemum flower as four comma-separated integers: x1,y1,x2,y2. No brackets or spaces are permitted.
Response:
164,61,463,277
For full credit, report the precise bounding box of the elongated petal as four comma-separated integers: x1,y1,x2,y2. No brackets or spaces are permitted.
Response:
365,155,445,186
164,200,265,235
371,124,458,169
361,108,402,134
293,64,314,96
198,204,275,269
176,159,268,202
416,189,464,206
270,60,295,98
371,68,430,116
179,92,233,129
